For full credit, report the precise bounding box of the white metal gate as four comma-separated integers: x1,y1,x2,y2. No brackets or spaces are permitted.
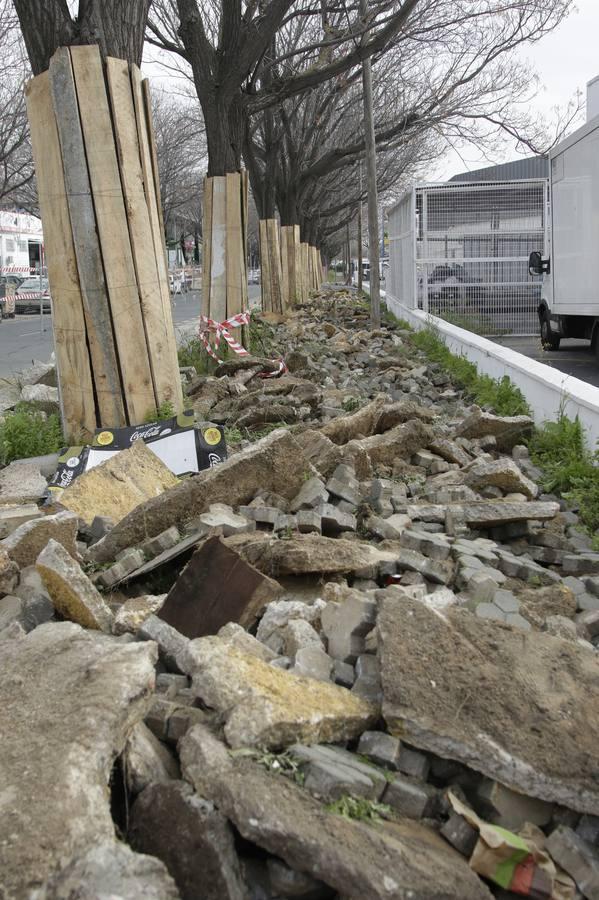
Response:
387,179,548,336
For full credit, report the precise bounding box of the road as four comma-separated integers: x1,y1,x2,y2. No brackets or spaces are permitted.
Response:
0,287,261,379
492,335,599,389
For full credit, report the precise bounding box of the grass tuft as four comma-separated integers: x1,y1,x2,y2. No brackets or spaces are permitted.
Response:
0,403,64,465
326,795,393,822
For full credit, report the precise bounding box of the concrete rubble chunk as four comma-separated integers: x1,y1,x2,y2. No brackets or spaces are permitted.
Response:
0,547,19,596
383,775,437,820
342,419,434,468
0,622,158,897
0,459,48,504
123,721,181,795
292,643,334,682
113,594,166,635
159,535,283,639
358,730,402,769
474,778,553,831
546,826,599,900
290,476,329,512
284,618,323,655
294,429,342,479
320,396,388,444
326,463,360,504
0,503,43,538
229,533,399,578
321,584,377,664
256,598,326,655
180,725,492,900
36,538,113,632
465,458,539,500
217,621,277,662
129,781,246,900
378,597,599,813
89,431,313,564
138,614,190,673
200,502,256,535
290,743,387,801
35,841,180,900
0,510,79,568
455,409,534,450
177,635,377,749
59,439,178,526
408,499,560,528
267,858,332,900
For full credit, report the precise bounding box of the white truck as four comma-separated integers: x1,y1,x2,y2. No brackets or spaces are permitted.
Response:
531,76,599,354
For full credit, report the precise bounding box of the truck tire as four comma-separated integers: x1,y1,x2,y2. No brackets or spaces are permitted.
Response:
540,311,560,351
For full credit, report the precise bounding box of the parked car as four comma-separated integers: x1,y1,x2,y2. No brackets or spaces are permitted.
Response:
0,274,24,289
15,276,51,314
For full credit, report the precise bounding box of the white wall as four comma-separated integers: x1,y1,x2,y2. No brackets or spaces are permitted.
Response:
384,291,599,451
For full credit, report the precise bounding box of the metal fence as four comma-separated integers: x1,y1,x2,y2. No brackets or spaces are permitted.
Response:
387,179,548,336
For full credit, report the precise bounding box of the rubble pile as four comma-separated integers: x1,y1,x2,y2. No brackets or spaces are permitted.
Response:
1,292,599,900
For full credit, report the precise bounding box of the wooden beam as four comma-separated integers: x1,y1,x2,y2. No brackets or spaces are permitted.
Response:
25,71,96,440
48,47,126,426
70,44,155,423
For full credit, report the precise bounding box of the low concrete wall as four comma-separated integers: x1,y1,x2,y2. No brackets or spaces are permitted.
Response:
384,292,599,451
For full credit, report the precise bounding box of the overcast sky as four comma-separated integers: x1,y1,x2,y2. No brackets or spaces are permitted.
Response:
434,0,599,180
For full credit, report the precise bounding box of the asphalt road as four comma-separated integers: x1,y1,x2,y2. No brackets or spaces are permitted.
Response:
0,287,261,379
492,335,599,389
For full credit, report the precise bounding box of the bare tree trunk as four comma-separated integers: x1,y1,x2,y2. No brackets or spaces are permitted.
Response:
13,0,150,74
357,165,363,294
359,0,381,327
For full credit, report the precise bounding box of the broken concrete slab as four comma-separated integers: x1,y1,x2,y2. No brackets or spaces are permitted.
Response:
0,459,48,505
58,440,178,526
159,536,283,639
129,781,246,900
89,430,313,564
228,533,399,579
178,635,377,749
180,725,492,900
408,499,560,528
320,396,388,444
256,598,326,654
455,409,534,450
0,510,79,568
113,594,166,635
0,547,19,596
465,458,539,500
123,721,180,795
35,841,180,900
546,826,599,900
0,503,43,538
342,419,434,468
36,539,114,631
294,429,343,479
378,597,599,813
0,622,157,897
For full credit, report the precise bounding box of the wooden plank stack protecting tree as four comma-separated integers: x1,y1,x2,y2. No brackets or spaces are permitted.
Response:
280,224,300,309
25,45,183,441
299,242,310,302
202,171,249,326
259,218,283,313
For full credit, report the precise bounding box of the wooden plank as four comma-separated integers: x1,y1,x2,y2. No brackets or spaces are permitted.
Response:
107,59,181,411
280,226,290,310
209,175,227,323
70,45,155,424
25,71,96,441
240,169,249,312
201,176,213,319
48,47,126,427
268,219,283,313
226,172,243,318
139,73,182,402
129,72,183,409
259,219,271,312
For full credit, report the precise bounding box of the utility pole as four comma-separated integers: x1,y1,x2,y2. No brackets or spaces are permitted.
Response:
357,161,363,294
359,0,381,327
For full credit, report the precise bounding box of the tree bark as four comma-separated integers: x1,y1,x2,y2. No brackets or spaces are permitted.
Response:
13,0,151,73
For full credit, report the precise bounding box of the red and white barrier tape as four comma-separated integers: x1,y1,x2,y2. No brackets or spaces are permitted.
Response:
199,311,251,361
199,312,287,377
13,291,50,300
0,266,45,275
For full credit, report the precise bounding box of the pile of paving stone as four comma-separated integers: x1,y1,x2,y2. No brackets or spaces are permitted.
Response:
1,290,599,900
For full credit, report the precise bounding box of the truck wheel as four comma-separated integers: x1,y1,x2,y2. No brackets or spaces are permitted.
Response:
540,312,560,351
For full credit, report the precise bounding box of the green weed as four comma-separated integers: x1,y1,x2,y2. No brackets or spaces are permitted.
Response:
0,403,64,465
342,397,360,413
528,414,599,537
144,401,176,423
177,337,220,374
326,795,392,822
409,325,530,417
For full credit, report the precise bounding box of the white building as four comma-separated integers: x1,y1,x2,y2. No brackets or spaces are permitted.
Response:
0,210,44,275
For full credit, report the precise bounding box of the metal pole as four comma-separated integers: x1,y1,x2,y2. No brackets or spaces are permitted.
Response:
39,245,43,334
359,0,381,327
